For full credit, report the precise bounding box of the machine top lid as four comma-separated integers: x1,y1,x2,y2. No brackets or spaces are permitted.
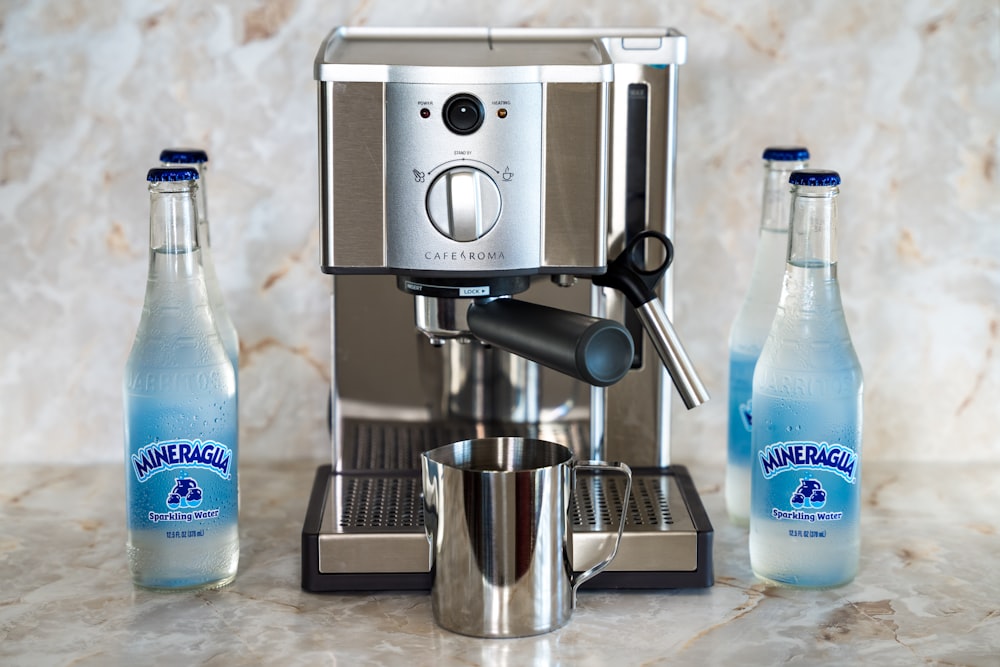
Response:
315,27,686,84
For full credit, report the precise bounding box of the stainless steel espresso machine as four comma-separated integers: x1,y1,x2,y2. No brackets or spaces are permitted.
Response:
302,26,714,591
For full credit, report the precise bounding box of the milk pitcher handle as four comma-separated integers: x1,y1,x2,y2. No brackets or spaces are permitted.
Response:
571,460,632,595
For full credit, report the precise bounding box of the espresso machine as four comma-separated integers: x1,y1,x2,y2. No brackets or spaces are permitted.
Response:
302,26,714,591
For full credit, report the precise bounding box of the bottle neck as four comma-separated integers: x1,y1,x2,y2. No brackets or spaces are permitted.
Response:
161,162,209,246
760,159,807,232
149,181,201,276
195,164,208,232
786,184,838,275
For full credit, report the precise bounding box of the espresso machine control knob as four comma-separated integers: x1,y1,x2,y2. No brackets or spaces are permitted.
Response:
425,167,502,242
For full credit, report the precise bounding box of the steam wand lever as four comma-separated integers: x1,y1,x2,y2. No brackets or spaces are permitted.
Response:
593,231,710,409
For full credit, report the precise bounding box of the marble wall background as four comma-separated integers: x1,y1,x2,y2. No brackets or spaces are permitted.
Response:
1,0,997,465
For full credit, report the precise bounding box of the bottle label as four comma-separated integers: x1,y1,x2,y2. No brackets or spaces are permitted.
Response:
131,439,233,482
757,440,857,524
129,438,235,529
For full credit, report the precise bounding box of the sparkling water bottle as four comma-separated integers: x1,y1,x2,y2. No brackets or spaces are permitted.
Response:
726,146,809,526
123,167,239,590
159,148,239,369
749,169,863,588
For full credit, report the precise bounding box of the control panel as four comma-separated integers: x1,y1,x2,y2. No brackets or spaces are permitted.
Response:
384,83,543,274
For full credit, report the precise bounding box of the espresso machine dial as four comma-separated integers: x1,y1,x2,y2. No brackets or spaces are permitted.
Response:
425,167,501,242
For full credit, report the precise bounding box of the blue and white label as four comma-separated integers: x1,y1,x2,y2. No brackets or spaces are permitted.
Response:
757,441,857,525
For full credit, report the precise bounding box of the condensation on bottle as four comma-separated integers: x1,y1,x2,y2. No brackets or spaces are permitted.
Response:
749,169,863,588
122,167,239,590
726,146,809,526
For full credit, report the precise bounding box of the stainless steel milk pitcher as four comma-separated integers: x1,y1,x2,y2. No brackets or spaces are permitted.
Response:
421,438,632,637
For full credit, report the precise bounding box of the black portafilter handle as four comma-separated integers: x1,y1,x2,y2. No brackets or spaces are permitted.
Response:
466,298,635,387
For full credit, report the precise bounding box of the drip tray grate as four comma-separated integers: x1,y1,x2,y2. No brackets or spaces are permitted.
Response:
337,476,425,529
337,418,588,472
571,474,674,529
307,463,713,588
309,419,712,586
329,471,686,534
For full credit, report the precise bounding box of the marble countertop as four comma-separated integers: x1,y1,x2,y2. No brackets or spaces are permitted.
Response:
2,460,998,666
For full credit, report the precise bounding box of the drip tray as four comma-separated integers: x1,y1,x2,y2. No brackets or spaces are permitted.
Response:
302,467,713,591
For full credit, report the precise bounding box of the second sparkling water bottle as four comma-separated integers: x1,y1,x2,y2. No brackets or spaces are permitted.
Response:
749,169,863,588
159,148,239,370
726,147,809,525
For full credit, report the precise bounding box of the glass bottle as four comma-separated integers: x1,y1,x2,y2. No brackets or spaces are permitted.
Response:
749,169,863,588
159,148,239,370
123,167,239,590
726,146,809,526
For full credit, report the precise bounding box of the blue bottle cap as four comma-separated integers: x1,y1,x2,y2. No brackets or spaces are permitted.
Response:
789,169,840,187
147,167,200,182
159,148,209,164
762,146,810,161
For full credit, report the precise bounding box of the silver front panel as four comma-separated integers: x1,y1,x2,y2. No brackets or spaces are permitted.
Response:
321,79,610,275
385,83,543,273
317,28,686,276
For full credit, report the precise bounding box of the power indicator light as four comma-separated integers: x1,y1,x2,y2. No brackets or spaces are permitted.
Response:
497,108,508,119
420,108,431,119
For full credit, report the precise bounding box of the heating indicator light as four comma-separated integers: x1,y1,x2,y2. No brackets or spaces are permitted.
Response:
497,108,508,119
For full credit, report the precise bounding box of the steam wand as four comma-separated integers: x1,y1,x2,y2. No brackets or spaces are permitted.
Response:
593,231,710,409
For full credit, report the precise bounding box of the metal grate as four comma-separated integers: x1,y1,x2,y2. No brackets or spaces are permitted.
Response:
570,474,674,529
339,419,588,471
337,476,425,529
335,472,675,532
332,420,678,534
